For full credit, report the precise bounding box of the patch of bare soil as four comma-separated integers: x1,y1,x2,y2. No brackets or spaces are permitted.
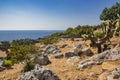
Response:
0,50,6,58
0,63,23,80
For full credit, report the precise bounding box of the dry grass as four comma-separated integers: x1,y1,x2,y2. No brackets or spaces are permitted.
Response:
0,37,120,80
0,63,23,80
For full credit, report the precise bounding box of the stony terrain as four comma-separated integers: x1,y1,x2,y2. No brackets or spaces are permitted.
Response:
0,37,120,80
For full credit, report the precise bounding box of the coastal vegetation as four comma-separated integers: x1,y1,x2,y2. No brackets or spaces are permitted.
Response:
0,2,119,80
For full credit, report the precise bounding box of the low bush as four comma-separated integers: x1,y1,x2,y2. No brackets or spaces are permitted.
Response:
23,60,34,72
4,59,13,67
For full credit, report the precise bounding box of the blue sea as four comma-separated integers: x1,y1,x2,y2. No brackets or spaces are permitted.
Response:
0,30,64,41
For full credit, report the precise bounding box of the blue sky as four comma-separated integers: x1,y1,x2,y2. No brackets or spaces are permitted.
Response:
0,0,119,30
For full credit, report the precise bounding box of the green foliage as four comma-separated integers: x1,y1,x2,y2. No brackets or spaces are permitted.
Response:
81,34,88,41
11,38,35,46
7,45,37,63
23,60,34,72
39,32,64,45
100,2,120,21
0,41,10,52
4,59,13,67
94,32,104,38
64,25,93,38
40,37,59,45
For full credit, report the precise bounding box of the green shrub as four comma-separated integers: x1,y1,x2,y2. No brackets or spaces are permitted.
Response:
7,45,37,62
4,60,13,67
39,38,59,45
23,60,34,72
94,32,104,38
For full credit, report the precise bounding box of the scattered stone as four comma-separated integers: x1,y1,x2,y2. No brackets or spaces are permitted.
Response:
78,48,120,70
107,67,120,80
74,42,83,54
44,45,61,55
60,44,68,48
52,50,61,54
34,54,51,65
81,47,92,56
89,72,97,77
0,59,5,71
40,45,46,48
44,45,58,53
67,56,80,63
74,42,83,49
65,51,78,58
51,53,63,59
17,64,60,80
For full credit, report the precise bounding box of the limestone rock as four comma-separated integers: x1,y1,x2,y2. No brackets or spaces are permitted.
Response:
65,51,78,58
78,48,120,69
67,56,80,63
74,42,83,54
44,45,58,53
17,64,60,80
0,59,5,71
34,54,51,65
60,44,68,48
81,47,92,56
51,53,63,59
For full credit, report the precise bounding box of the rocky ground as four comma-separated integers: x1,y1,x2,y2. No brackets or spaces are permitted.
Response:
0,37,120,80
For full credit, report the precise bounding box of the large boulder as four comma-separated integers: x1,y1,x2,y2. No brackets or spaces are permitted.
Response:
78,48,120,70
107,67,120,80
34,54,51,65
17,64,60,80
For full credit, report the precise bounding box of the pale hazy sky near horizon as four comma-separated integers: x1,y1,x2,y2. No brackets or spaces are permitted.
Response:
0,0,119,30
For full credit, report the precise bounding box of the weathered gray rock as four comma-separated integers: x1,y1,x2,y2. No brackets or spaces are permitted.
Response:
17,64,60,80
78,48,120,70
74,42,83,54
51,53,63,59
40,45,46,48
107,67,120,80
52,50,61,54
44,45,58,53
44,45,61,55
65,51,78,58
0,59,5,71
81,47,92,56
67,56,80,63
60,44,68,48
74,42,83,49
34,54,51,65
0,59,4,66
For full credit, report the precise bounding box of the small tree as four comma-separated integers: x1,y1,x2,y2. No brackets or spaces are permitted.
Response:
89,20,117,53
100,2,120,21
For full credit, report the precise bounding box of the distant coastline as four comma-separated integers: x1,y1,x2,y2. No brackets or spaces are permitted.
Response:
0,30,64,41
